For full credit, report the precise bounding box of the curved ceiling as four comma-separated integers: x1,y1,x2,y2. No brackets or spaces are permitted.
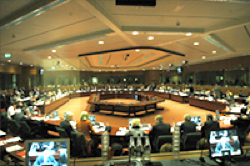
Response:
0,0,250,71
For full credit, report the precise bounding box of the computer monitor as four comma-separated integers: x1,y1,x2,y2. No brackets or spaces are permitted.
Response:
89,115,96,125
191,116,201,126
25,138,70,166
208,129,242,158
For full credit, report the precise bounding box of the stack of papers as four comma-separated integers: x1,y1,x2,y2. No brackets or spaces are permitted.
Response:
6,145,24,153
6,137,22,143
0,130,6,136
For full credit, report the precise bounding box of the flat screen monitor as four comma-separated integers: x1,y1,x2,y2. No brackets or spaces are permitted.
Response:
25,138,70,166
89,115,96,125
208,129,242,158
191,116,201,126
135,94,138,101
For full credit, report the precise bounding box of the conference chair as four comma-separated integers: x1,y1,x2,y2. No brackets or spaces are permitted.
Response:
0,111,8,132
70,131,89,157
182,132,202,151
8,119,21,136
19,121,36,140
155,135,172,152
56,126,69,138
242,124,250,145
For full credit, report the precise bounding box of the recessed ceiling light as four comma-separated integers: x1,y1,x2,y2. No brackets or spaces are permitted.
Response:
99,70,101,72
148,36,154,40
132,31,139,35
124,70,127,72
194,42,199,45
186,32,192,36
135,49,140,52
48,56,51,59
20,62,23,65
99,41,104,44
52,50,56,53
142,69,145,71
212,50,216,54
52,66,55,70
202,56,206,59
30,65,33,67
7,60,11,63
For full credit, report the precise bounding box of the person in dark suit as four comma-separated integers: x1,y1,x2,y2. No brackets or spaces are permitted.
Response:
230,108,250,145
180,114,196,141
201,114,220,138
60,112,74,137
213,84,222,99
149,115,171,151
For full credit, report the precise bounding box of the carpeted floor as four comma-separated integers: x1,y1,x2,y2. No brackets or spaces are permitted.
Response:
56,97,217,127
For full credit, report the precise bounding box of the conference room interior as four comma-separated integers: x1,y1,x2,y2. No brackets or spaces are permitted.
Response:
1,0,250,165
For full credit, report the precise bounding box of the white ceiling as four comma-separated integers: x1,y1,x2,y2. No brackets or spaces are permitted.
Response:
0,0,250,71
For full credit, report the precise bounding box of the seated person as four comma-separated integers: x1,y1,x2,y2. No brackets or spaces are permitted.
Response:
7,101,16,120
125,118,146,137
180,114,196,141
149,115,171,151
230,108,250,145
201,114,220,138
60,112,74,137
76,111,99,154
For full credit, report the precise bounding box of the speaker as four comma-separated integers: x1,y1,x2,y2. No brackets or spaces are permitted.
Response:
116,0,156,6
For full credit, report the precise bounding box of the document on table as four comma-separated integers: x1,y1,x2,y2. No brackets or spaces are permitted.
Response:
0,130,6,136
6,145,24,153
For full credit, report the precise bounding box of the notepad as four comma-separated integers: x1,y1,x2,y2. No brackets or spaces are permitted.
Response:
6,145,24,153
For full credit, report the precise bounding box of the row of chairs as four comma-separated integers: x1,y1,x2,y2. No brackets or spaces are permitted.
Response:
155,132,202,152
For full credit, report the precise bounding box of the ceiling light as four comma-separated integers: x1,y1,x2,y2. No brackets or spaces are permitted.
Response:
99,70,101,72
7,60,11,62
20,62,23,65
52,66,55,70
30,65,33,67
169,64,173,67
142,69,145,71
132,31,139,35
194,42,199,45
202,56,206,59
124,70,127,72
99,41,104,44
48,56,51,59
135,49,140,52
52,50,56,53
148,36,154,40
65,64,68,66
153,67,156,70
212,50,216,54
186,32,192,36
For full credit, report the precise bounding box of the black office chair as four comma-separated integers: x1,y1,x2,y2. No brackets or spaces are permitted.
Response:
155,135,172,152
56,126,69,138
71,131,89,157
19,121,36,140
0,111,8,132
182,132,202,151
8,119,21,136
